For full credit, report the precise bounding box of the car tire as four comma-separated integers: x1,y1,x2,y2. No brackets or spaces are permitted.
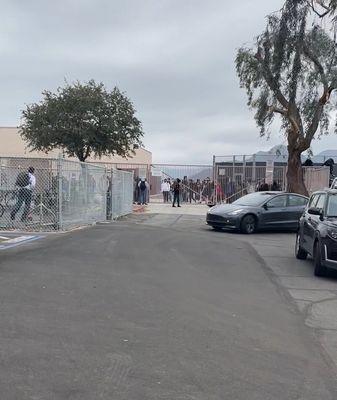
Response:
314,240,328,277
240,214,256,234
295,233,308,260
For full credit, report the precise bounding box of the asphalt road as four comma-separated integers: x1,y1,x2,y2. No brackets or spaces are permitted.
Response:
1,217,337,399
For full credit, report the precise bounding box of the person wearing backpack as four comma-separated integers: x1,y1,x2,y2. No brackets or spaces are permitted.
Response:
11,166,36,222
138,178,149,205
172,178,181,207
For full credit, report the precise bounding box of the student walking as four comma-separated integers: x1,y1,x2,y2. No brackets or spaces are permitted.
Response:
11,166,36,222
172,178,181,207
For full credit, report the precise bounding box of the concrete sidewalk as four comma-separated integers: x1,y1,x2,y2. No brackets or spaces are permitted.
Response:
145,202,209,216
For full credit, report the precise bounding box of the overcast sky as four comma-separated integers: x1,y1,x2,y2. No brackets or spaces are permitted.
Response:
1,0,336,163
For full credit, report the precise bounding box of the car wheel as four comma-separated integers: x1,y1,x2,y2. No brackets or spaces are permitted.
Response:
240,215,256,234
314,241,328,277
295,233,308,260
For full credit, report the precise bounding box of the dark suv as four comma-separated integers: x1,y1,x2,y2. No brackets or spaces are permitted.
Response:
296,189,337,276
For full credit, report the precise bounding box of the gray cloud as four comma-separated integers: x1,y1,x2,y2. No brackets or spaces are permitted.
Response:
1,0,335,163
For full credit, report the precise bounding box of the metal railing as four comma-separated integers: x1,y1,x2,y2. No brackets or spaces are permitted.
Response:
0,156,133,231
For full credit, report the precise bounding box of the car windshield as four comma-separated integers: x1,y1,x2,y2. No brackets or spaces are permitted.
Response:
233,192,273,207
326,194,337,217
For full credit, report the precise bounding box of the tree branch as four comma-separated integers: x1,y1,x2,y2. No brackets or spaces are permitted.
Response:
307,0,331,17
269,106,287,115
289,16,307,103
303,43,329,91
255,50,289,109
303,87,335,147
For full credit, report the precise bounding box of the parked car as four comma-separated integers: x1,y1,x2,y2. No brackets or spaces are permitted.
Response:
206,191,308,234
296,189,337,276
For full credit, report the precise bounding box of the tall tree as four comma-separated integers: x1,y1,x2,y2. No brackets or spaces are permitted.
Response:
236,0,337,195
20,80,144,162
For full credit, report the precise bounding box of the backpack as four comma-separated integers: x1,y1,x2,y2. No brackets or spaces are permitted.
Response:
140,181,146,191
16,172,30,188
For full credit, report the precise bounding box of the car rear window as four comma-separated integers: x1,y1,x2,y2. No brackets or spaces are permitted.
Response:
233,192,274,206
288,195,308,207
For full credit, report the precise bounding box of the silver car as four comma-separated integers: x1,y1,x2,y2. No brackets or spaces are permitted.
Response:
206,191,308,234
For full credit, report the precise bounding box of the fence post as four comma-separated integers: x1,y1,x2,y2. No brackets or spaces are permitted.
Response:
110,168,114,219
252,154,256,188
57,154,63,230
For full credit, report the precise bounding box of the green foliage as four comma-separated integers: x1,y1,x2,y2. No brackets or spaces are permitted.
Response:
20,80,144,162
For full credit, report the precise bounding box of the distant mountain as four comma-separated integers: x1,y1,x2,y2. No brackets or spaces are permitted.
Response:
317,150,337,156
244,145,337,164
311,150,337,164
246,144,288,163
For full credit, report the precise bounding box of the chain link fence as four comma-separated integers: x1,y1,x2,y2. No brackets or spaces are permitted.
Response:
107,169,133,220
213,154,331,204
0,156,133,231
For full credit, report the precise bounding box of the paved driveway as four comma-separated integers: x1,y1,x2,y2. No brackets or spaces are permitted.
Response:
237,232,337,375
0,215,336,399
136,212,337,376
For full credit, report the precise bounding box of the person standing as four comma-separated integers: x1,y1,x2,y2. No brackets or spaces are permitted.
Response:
172,178,181,207
11,166,36,222
138,178,149,205
161,179,170,203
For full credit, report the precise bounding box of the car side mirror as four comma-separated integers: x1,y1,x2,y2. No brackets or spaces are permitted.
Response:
308,207,323,219
263,203,268,210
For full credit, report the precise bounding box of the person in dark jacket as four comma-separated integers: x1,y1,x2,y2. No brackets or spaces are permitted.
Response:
271,181,280,191
172,179,181,207
11,166,36,222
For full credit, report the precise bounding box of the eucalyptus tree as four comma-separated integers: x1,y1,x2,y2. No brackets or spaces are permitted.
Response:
236,0,337,195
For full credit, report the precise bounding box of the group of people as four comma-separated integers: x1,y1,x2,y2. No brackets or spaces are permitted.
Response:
257,180,281,192
161,177,215,205
161,178,182,207
134,177,150,205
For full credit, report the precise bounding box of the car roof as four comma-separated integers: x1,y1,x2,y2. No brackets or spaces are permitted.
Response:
259,191,308,198
311,189,337,195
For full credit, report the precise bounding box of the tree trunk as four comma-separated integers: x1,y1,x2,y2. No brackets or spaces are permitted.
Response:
286,147,308,196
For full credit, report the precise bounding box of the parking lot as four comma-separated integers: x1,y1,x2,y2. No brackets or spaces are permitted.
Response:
0,232,44,250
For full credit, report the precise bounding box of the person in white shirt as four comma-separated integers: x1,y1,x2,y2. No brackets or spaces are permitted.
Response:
161,179,170,203
11,166,36,222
